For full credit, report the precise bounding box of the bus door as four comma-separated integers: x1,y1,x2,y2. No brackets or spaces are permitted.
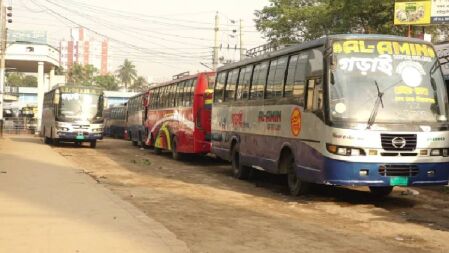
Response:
306,77,324,115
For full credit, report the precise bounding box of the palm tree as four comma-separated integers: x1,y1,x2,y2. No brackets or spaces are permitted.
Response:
116,59,137,91
129,76,148,92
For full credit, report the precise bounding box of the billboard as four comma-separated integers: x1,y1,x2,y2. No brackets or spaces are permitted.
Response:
7,30,48,44
431,0,449,24
394,0,431,25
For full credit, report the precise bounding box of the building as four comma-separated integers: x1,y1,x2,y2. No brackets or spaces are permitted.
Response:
59,27,110,75
2,30,63,128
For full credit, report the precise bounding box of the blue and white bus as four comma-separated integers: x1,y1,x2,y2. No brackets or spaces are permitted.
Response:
42,85,104,148
212,34,449,196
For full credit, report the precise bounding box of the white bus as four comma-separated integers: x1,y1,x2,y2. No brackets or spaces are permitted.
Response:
42,85,104,148
212,34,449,196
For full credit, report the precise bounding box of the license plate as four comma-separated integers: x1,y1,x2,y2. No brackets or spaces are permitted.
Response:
390,176,408,186
76,135,85,140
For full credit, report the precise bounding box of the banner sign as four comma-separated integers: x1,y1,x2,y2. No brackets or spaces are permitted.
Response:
431,0,449,23
394,0,431,25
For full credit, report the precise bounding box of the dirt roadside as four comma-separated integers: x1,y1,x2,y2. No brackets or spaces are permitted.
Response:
52,138,449,253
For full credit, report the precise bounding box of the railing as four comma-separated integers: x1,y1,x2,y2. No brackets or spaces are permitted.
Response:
1,117,37,135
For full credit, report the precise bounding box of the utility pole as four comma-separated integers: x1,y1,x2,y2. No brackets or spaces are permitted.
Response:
212,11,220,71
0,0,5,124
239,19,245,60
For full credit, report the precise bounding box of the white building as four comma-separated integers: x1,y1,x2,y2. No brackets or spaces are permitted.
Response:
60,27,110,75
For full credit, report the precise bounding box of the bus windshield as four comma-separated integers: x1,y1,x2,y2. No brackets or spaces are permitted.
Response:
329,39,449,126
58,93,100,122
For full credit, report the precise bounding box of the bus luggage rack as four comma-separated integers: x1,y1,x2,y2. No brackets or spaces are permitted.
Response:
381,134,417,151
378,165,419,177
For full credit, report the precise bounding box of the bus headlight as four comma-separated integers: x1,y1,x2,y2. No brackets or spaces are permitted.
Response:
57,127,69,132
93,128,103,133
327,144,366,156
431,148,449,157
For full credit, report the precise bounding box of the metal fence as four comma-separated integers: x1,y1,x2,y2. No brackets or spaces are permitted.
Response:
0,117,37,135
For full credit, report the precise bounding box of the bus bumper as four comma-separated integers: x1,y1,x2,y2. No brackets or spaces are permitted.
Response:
56,132,103,141
319,158,449,187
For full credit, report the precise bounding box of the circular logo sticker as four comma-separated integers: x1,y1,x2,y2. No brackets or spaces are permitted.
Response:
291,108,302,136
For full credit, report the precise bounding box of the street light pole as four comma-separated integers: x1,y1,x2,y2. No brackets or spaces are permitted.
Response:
0,0,5,123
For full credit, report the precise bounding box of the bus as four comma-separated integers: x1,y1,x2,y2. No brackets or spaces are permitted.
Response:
144,71,214,159
127,91,149,147
103,104,127,139
212,34,449,196
42,85,103,148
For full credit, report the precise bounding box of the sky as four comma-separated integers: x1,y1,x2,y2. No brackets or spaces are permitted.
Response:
11,0,270,82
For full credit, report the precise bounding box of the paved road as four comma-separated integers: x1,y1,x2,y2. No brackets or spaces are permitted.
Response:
0,135,189,253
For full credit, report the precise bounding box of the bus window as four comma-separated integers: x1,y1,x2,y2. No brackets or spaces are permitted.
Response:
214,72,227,103
225,68,239,101
267,56,288,99
176,81,185,106
285,52,307,101
169,83,176,108
250,61,269,100
183,79,194,106
237,65,253,100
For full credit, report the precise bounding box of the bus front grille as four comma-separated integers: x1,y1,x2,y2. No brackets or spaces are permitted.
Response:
381,134,417,151
378,165,419,177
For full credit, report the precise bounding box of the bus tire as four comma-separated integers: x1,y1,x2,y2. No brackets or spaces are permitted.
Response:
90,140,97,148
369,186,393,197
282,154,309,196
171,137,182,160
231,144,250,180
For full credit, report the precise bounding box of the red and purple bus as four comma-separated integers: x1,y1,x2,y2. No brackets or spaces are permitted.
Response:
144,71,214,159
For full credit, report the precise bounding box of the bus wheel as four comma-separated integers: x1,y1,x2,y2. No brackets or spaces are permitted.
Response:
283,154,309,196
369,186,393,197
171,138,182,160
231,144,250,180
90,140,97,148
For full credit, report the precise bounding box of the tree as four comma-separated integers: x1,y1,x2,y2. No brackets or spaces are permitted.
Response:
6,72,37,87
116,59,137,91
95,74,119,91
22,75,38,87
254,0,406,43
129,76,148,92
67,63,98,86
6,72,24,87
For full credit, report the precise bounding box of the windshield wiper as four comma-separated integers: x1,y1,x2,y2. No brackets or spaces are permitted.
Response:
366,81,384,129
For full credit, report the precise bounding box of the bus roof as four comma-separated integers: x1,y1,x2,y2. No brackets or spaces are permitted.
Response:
218,34,431,72
150,71,215,90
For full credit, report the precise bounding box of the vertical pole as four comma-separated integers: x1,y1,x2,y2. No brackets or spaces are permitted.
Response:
239,19,244,61
408,25,412,37
0,0,5,124
212,11,220,71
36,61,44,135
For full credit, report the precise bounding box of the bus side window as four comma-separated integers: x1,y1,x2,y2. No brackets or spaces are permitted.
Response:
225,68,239,101
183,79,193,106
285,53,306,103
250,61,268,100
188,79,196,106
237,65,252,100
267,56,288,99
214,72,227,103
177,81,185,107
170,83,176,108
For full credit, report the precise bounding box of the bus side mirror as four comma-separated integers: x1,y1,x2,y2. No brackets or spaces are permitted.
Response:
330,72,335,85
